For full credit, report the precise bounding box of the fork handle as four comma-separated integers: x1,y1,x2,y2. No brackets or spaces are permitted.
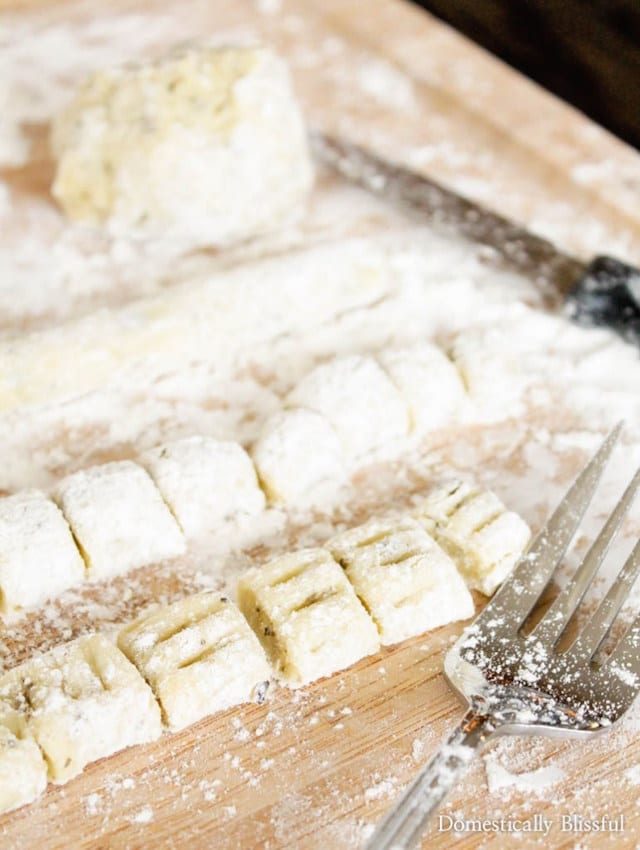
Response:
365,708,496,850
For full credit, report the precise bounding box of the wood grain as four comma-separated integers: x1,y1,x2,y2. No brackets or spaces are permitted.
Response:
0,620,638,849
1,1,640,848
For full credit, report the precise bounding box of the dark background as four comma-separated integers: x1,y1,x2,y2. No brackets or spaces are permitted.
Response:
412,0,640,150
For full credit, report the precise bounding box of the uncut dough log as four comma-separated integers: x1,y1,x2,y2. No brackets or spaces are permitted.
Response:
328,517,474,644
252,409,348,505
0,634,162,784
56,460,185,579
414,481,531,595
379,343,469,434
286,355,410,458
0,724,48,814
118,592,271,730
51,45,313,243
0,490,85,618
0,239,389,415
238,548,379,685
142,437,265,539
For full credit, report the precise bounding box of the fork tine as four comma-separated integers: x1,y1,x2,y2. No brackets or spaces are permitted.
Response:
570,536,640,658
481,423,623,626
532,467,640,646
608,609,640,685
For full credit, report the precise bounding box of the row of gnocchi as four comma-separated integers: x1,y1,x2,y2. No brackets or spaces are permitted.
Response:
256,339,523,504
0,342,524,619
0,493,530,814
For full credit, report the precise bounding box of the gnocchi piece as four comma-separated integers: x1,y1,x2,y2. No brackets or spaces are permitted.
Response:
142,437,265,539
252,409,348,505
450,328,527,422
56,461,185,579
118,592,271,730
286,355,410,459
412,480,475,536
0,723,47,814
238,548,379,686
379,344,469,434
414,481,531,595
0,635,162,784
51,45,313,244
328,517,474,644
0,490,85,617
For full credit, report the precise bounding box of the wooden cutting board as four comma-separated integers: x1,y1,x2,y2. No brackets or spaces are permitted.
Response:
1,1,640,848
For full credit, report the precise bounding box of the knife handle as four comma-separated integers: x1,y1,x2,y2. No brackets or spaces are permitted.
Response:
567,256,640,346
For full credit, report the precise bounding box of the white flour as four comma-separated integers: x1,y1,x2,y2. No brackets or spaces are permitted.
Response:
0,5,639,848
355,58,417,111
0,14,179,166
485,760,566,797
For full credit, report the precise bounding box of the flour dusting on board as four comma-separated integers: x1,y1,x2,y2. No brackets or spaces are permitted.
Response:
1,3,640,849
0,15,180,166
126,805,154,824
356,58,417,111
485,760,566,798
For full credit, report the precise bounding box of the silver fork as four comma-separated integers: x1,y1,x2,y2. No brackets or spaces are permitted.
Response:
366,423,640,850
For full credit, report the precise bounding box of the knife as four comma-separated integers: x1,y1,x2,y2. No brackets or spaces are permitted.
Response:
311,132,640,348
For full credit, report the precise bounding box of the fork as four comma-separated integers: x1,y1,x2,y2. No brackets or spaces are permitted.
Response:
366,423,640,850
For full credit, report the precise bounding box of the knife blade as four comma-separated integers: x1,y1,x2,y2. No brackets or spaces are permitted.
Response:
311,132,640,347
